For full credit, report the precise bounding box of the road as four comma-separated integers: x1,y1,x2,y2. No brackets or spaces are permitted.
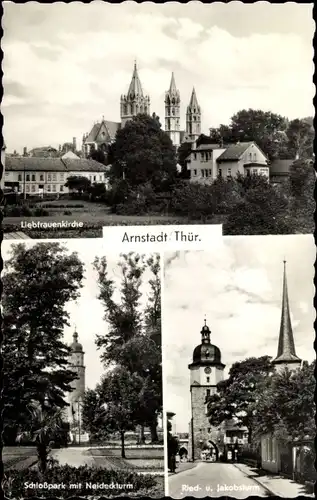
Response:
168,462,270,498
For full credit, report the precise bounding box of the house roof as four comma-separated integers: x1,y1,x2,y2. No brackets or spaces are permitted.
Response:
6,156,107,173
217,142,254,161
270,159,294,175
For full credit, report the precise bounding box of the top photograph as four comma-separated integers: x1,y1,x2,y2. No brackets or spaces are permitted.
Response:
1,1,314,240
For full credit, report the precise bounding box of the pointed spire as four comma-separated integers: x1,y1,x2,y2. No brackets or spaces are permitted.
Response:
169,72,177,94
188,87,199,109
273,261,301,364
127,61,144,98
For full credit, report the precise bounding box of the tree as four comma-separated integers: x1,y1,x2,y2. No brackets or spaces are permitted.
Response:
2,243,84,443
65,175,91,194
253,361,315,443
17,403,64,473
286,118,314,160
111,113,177,189
97,367,145,458
206,356,273,443
210,109,288,159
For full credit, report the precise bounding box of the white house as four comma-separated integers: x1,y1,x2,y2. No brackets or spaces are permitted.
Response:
188,141,269,184
4,156,109,196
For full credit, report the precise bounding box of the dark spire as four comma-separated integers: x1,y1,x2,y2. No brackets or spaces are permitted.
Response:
273,261,301,364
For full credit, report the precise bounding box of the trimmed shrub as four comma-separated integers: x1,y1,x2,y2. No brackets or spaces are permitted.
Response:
3,465,157,498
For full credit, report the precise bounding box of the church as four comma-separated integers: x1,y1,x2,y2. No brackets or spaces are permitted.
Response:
82,62,200,157
187,260,302,462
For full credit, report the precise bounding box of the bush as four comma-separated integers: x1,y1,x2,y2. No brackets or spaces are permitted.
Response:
3,465,157,498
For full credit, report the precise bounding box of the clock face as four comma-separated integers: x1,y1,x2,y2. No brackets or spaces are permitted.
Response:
204,367,211,374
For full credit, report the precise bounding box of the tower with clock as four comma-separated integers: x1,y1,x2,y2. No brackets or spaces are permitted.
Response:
188,320,225,461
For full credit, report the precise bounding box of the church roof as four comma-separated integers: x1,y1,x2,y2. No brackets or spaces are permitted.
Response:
85,120,121,143
127,61,144,98
273,261,302,365
187,87,200,111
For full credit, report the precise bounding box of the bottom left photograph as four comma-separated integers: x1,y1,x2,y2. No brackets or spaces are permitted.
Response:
2,239,164,498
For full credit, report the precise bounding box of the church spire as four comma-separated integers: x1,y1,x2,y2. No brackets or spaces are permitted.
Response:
127,61,144,98
273,261,301,372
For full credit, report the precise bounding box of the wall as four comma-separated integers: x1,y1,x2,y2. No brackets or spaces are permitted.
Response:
261,433,280,473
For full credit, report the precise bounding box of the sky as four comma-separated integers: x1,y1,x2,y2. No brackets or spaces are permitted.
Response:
2,1,314,153
163,235,315,433
2,238,158,391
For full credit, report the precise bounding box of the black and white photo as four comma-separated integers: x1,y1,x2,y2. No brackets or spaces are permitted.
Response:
163,236,315,498
1,2,314,238
2,239,164,498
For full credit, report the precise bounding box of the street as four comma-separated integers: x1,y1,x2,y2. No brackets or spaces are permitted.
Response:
168,462,269,498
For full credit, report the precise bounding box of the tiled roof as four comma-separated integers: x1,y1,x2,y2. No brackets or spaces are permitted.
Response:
6,156,107,173
217,142,253,161
270,159,294,175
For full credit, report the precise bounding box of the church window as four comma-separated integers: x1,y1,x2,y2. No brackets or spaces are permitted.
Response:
18,174,22,181
26,174,30,181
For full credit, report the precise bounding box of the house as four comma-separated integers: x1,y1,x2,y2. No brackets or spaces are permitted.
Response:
187,141,269,184
216,142,269,179
4,156,109,196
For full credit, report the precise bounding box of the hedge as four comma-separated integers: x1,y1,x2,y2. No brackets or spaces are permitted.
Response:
3,465,158,498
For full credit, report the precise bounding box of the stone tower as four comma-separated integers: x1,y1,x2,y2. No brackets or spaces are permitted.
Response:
272,261,302,374
68,330,86,428
186,87,201,142
120,62,150,127
188,320,225,461
165,72,181,147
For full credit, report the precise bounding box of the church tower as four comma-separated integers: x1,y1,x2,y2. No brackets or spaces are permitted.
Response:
186,87,201,142
120,62,150,127
188,320,225,461
165,72,181,147
68,330,86,437
272,261,302,374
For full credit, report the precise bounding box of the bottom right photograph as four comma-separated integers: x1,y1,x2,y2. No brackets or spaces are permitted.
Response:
163,235,315,499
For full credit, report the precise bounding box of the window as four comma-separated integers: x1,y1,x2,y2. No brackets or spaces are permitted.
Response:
60,185,64,192
194,169,197,176
18,174,22,181
26,174,30,181
47,185,51,192
47,174,52,181
31,174,35,181
52,185,56,192
206,377,210,383
31,185,36,192
40,174,44,181
52,173,57,181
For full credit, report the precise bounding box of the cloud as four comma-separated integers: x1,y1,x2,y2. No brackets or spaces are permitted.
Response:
2,2,314,151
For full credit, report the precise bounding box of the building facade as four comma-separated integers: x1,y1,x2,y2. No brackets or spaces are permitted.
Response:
188,321,225,461
4,157,109,195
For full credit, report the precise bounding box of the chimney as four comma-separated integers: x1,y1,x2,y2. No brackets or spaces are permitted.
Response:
23,147,27,156
73,137,77,152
